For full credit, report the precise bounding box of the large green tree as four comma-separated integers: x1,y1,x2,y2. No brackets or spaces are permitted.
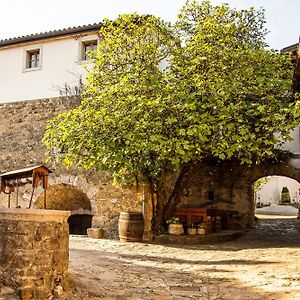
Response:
43,1,299,234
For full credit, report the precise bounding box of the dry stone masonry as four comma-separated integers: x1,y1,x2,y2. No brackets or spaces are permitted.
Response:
0,208,70,299
0,98,141,238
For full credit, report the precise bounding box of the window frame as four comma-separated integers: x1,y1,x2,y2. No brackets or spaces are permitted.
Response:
23,46,43,72
78,38,98,62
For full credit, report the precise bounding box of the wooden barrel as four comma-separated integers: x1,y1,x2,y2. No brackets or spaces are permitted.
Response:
118,212,144,242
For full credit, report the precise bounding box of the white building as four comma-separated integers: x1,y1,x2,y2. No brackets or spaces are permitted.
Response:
255,176,300,205
0,23,101,103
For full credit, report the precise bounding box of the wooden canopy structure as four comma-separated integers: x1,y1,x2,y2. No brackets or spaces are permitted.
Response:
0,165,53,209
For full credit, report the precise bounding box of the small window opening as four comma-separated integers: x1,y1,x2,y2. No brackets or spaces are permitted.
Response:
26,49,40,68
82,40,97,60
208,191,215,201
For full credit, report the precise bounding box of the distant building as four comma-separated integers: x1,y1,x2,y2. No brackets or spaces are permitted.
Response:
255,176,300,205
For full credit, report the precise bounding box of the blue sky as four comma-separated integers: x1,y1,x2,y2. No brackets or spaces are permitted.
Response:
1,0,299,50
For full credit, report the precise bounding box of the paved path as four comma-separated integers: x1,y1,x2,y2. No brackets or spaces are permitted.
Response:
256,205,298,216
68,217,300,300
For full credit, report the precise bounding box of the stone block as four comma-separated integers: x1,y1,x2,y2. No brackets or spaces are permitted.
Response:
19,287,34,300
87,227,104,239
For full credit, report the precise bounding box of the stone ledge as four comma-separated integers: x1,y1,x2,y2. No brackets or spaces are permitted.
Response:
153,230,245,245
0,208,70,222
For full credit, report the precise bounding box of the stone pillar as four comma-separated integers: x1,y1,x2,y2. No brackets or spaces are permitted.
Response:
0,208,70,299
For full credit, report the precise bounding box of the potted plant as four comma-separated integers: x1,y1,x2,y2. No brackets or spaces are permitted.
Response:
166,217,184,235
197,222,206,235
280,186,291,204
187,223,197,235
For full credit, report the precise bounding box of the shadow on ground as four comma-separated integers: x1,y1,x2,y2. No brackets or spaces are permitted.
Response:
67,217,300,299
68,248,284,300
153,217,300,251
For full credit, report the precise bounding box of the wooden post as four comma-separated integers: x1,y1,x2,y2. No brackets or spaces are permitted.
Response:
43,187,47,209
16,183,19,208
28,187,35,209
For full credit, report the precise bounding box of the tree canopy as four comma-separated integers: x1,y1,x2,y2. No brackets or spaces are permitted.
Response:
43,0,300,230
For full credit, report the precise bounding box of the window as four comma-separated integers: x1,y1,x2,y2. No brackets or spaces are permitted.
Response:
23,47,42,72
82,40,97,61
26,49,40,68
208,191,215,201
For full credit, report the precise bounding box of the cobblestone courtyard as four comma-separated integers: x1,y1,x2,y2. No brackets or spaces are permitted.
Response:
69,216,300,300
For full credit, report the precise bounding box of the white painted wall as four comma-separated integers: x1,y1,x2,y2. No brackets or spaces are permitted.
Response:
0,33,97,103
255,176,300,205
280,127,300,154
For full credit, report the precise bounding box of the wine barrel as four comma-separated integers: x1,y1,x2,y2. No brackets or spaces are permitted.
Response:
118,212,144,242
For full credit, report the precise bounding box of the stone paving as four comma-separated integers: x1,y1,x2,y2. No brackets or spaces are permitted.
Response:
68,216,300,300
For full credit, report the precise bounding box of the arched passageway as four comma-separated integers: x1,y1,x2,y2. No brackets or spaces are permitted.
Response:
254,176,300,209
34,183,92,234
248,161,300,223
250,171,300,242
68,213,93,235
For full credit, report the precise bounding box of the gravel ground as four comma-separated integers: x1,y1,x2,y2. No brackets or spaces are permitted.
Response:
67,215,300,300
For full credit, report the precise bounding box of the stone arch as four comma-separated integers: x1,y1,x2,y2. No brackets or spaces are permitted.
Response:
34,183,92,234
254,175,300,206
247,160,300,223
180,159,300,231
252,160,300,184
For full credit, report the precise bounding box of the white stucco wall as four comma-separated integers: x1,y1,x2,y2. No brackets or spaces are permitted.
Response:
0,33,97,103
255,176,300,205
281,127,300,154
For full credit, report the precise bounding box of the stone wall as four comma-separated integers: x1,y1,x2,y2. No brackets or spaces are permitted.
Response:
180,161,254,229
0,208,70,299
179,159,300,229
0,98,141,238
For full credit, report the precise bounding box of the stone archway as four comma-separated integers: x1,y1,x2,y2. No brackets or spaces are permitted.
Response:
177,158,300,232
67,210,93,235
254,175,300,207
34,183,92,234
244,159,300,225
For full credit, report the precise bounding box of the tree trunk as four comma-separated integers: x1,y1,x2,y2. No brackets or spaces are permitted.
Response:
150,164,191,235
162,164,190,223
151,174,168,234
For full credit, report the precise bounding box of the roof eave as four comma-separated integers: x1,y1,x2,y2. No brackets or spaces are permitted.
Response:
0,23,102,48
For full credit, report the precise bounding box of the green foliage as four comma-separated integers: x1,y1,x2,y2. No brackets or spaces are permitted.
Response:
281,186,291,203
166,217,181,224
198,222,206,229
44,14,178,180
43,1,300,184
189,222,196,228
254,177,269,192
282,186,289,193
171,0,300,164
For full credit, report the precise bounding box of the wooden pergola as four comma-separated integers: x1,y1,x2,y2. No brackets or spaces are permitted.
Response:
0,165,52,209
